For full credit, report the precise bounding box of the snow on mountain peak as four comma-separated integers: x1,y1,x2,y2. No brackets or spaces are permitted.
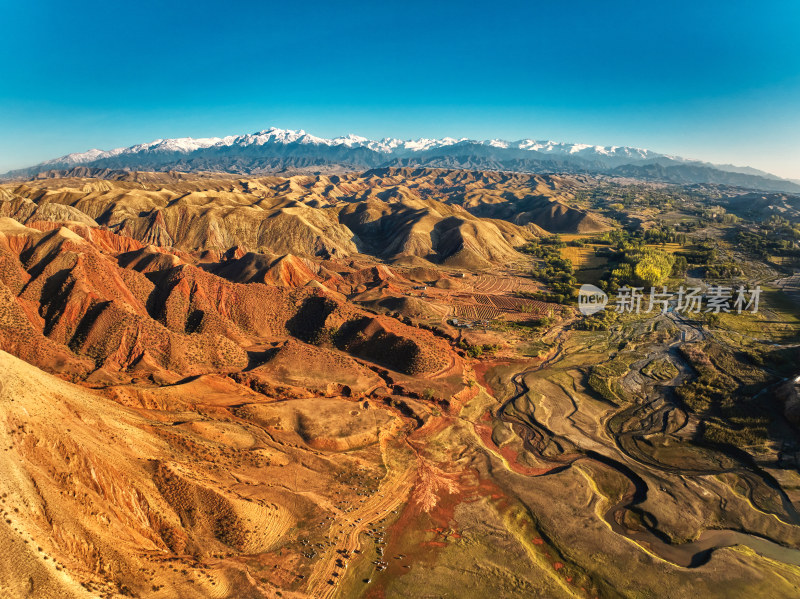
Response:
28,126,685,174
9,126,793,192
42,148,113,166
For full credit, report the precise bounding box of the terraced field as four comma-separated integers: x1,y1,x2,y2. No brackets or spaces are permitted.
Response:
451,304,505,320
471,274,539,294
449,291,553,321
487,295,550,314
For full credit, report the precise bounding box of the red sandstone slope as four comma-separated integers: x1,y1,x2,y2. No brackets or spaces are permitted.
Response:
0,217,457,383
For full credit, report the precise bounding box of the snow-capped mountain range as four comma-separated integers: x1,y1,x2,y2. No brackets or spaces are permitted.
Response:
38,127,662,165
5,127,799,193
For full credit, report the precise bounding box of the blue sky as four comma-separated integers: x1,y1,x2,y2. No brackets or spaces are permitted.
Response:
2,0,799,178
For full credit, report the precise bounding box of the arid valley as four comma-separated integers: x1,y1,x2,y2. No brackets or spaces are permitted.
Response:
0,165,799,597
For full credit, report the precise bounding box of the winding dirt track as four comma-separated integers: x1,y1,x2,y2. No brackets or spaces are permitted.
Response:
304,417,416,598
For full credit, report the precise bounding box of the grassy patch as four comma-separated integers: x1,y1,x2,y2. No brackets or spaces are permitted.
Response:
676,342,778,448
641,358,679,381
587,353,638,404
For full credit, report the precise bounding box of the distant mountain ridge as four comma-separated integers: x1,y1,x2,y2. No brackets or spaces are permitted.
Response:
6,127,799,193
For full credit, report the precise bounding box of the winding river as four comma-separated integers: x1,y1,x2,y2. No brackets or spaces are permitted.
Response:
493,315,800,569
